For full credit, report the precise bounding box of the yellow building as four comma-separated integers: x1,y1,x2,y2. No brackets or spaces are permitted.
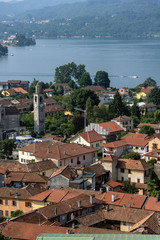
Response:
136,91,147,99
0,186,43,217
148,134,160,152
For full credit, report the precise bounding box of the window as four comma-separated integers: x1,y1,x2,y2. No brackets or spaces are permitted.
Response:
77,157,80,165
93,153,95,157
136,146,139,150
121,168,124,173
42,172,46,176
12,200,16,206
96,143,99,147
25,202,32,208
60,161,62,167
83,155,85,160
5,200,8,206
128,169,131,174
0,199,3,205
123,222,127,226
71,159,73,164
137,179,140,183
121,177,124,182
5,210,8,217
0,210,3,216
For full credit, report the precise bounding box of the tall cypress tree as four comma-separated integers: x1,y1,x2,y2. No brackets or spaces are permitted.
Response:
109,91,130,117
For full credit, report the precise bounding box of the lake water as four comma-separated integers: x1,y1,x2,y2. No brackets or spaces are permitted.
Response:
0,38,160,88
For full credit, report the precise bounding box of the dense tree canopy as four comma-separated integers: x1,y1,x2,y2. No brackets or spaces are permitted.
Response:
109,91,130,118
67,88,99,112
0,139,16,158
0,44,8,56
78,72,92,87
139,125,155,136
147,87,160,105
54,62,86,84
94,71,110,88
143,77,157,87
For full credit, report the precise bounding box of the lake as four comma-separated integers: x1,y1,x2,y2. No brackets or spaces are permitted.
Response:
0,38,160,88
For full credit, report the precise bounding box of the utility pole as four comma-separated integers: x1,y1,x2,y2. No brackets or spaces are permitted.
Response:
74,108,87,130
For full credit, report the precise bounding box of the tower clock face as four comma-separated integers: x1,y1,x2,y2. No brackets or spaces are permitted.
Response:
35,104,37,108
40,103,43,107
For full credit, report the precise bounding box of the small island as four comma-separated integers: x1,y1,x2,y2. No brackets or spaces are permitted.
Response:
0,44,8,56
2,34,36,47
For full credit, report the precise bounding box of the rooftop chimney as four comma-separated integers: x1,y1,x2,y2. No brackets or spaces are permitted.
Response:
78,200,81,208
55,207,58,216
106,205,109,212
90,195,95,205
156,194,160,203
112,194,115,203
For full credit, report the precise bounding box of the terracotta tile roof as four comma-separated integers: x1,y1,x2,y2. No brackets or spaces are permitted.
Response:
5,172,47,185
129,212,155,232
0,82,8,85
76,206,153,227
102,191,147,208
106,181,123,188
29,189,53,201
12,87,28,94
149,133,160,140
44,89,54,93
84,85,106,91
113,115,133,122
0,99,12,106
8,80,29,84
49,166,73,180
121,132,149,147
117,159,152,171
84,163,107,177
20,141,98,160
0,185,43,200
99,121,124,133
47,189,70,203
141,86,154,94
63,188,105,200
38,194,103,219
79,130,105,143
54,83,70,90
45,104,64,114
44,98,57,105
102,139,127,148
13,98,32,104
2,222,72,240
145,197,160,211
101,155,119,162
27,160,57,173
0,160,56,173
137,123,160,130
74,226,131,234
145,149,160,158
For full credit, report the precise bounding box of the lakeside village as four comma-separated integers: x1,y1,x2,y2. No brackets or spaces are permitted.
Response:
1,67,160,239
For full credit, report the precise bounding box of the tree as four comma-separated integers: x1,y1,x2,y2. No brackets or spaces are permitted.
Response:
131,102,141,119
94,71,110,88
143,77,157,87
20,112,34,129
78,72,92,87
28,79,38,98
54,62,86,84
121,152,141,160
0,44,8,56
55,85,64,95
11,210,23,218
154,109,160,123
109,91,130,117
123,180,137,194
139,125,155,136
147,87,160,105
0,139,16,159
67,88,99,112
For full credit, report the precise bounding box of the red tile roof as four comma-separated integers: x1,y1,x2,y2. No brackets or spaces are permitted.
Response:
99,121,124,133
121,132,149,147
117,159,152,171
12,87,28,94
19,142,98,160
29,189,53,201
102,191,147,209
2,222,72,240
106,181,123,188
102,139,126,148
137,123,160,130
101,155,119,162
79,130,105,143
145,197,160,211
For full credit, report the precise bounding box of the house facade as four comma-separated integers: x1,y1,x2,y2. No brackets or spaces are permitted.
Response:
19,141,98,168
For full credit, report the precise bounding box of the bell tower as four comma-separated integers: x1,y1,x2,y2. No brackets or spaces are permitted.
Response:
34,82,45,135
